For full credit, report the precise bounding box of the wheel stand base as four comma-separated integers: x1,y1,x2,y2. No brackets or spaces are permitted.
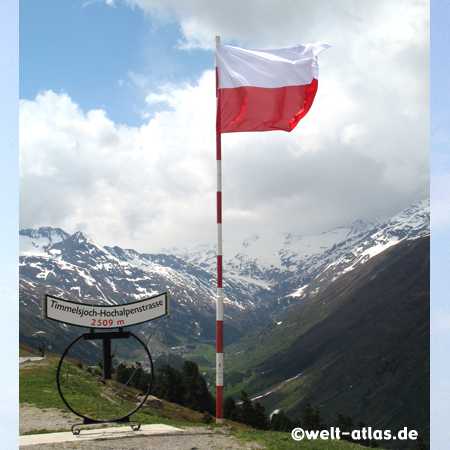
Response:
71,416,141,435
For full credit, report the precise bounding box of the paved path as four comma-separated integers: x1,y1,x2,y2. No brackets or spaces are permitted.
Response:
19,425,259,450
19,357,45,363
20,424,185,446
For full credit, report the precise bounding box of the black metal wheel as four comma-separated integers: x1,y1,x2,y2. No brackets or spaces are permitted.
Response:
56,331,153,425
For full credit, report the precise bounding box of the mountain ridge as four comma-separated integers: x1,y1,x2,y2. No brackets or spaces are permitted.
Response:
19,198,429,339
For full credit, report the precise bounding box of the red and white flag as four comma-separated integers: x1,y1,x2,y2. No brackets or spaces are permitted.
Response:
216,42,330,133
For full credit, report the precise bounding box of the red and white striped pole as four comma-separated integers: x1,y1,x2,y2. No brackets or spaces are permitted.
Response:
215,35,224,424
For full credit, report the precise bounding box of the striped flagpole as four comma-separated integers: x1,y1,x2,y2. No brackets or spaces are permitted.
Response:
215,35,224,424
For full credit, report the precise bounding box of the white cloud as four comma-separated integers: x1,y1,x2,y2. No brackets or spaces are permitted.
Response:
127,0,428,52
83,0,116,8
340,124,366,146
127,71,150,89
20,73,217,251
20,0,429,252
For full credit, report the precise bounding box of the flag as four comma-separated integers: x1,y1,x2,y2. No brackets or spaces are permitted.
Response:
216,42,330,133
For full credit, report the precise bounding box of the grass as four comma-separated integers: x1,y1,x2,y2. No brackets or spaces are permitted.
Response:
20,343,46,357
19,351,225,430
194,342,216,363
19,349,386,450
231,428,385,450
223,380,248,398
20,358,65,410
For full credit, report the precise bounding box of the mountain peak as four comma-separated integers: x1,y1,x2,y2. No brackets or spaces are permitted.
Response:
19,226,70,255
71,231,95,244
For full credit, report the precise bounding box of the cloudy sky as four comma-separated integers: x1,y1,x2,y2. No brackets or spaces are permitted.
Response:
19,0,430,254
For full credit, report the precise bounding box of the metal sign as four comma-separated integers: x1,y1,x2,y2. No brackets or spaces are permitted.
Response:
42,292,170,329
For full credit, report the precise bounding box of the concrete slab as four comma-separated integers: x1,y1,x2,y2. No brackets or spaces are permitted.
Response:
19,424,184,446
19,357,45,363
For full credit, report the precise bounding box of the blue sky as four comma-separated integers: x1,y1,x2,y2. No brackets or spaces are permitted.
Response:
2,0,446,447
20,0,212,127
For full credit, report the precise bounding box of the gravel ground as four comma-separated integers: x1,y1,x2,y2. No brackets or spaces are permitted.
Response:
20,404,264,450
20,403,80,434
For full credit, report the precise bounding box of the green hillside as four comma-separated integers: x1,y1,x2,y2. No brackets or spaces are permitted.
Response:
224,237,429,449
19,349,382,450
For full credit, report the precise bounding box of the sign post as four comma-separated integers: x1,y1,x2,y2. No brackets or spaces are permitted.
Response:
42,292,170,434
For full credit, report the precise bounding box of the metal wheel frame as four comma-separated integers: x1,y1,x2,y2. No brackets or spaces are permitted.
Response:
56,331,153,431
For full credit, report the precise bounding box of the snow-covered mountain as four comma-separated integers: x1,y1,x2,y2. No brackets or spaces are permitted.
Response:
170,198,430,310
19,199,429,346
19,229,253,345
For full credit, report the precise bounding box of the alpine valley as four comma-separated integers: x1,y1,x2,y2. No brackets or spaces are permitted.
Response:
19,198,430,448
